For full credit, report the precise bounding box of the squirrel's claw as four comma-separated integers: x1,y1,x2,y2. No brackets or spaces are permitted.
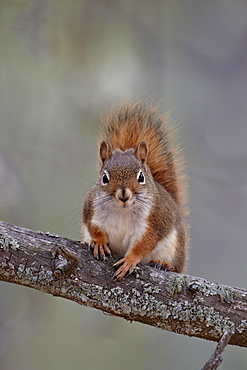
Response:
149,260,174,272
114,257,136,280
90,241,111,261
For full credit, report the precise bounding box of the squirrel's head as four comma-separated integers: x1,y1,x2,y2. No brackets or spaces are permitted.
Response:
99,140,151,207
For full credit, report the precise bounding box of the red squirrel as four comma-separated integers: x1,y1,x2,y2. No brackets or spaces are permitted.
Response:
81,101,188,279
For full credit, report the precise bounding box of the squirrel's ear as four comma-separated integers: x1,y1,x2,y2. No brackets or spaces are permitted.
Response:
135,141,149,163
100,141,112,163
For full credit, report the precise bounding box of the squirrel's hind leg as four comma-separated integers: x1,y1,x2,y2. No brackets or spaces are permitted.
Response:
149,260,175,272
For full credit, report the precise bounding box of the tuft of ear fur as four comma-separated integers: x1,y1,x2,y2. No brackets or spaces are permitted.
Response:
134,141,149,164
100,141,112,163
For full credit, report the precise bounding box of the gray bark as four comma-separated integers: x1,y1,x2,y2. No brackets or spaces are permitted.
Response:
0,220,246,347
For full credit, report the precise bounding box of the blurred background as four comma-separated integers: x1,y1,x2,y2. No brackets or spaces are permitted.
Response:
1,1,247,369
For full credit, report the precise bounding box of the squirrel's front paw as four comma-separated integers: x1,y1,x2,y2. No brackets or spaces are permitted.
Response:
114,257,137,280
90,241,111,261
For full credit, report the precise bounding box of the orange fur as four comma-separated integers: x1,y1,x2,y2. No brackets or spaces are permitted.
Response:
101,101,187,209
114,226,173,279
82,100,189,279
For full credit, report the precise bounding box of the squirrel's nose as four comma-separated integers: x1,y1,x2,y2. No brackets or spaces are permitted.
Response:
116,187,132,204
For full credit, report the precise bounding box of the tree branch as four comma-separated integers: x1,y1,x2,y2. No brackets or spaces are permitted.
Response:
202,330,232,370
0,220,246,348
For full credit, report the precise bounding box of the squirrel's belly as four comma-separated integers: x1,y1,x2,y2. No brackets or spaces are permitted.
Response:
104,215,147,257
92,205,150,257
80,221,128,255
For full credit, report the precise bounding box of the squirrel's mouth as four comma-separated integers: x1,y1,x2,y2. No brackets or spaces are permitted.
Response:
115,187,133,207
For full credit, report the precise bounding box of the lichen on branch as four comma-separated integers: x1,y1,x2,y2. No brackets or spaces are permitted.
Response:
0,220,246,348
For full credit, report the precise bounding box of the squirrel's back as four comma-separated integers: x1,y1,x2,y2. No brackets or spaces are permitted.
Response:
101,101,187,209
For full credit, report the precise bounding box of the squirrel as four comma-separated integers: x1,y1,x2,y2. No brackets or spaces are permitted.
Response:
81,101,188,280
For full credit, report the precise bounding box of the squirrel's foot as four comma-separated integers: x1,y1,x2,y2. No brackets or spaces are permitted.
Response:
90,241,111,261
114,257,137,280
149,260,174,272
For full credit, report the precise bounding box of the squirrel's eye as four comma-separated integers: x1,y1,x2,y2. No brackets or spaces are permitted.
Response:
101,171,110,185
137,170,145,184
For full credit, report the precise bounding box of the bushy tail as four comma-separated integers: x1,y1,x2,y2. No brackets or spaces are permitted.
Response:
101,101,187,209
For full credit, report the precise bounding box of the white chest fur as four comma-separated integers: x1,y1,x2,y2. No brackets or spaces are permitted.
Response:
81,197,178,264
91,199,151,256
